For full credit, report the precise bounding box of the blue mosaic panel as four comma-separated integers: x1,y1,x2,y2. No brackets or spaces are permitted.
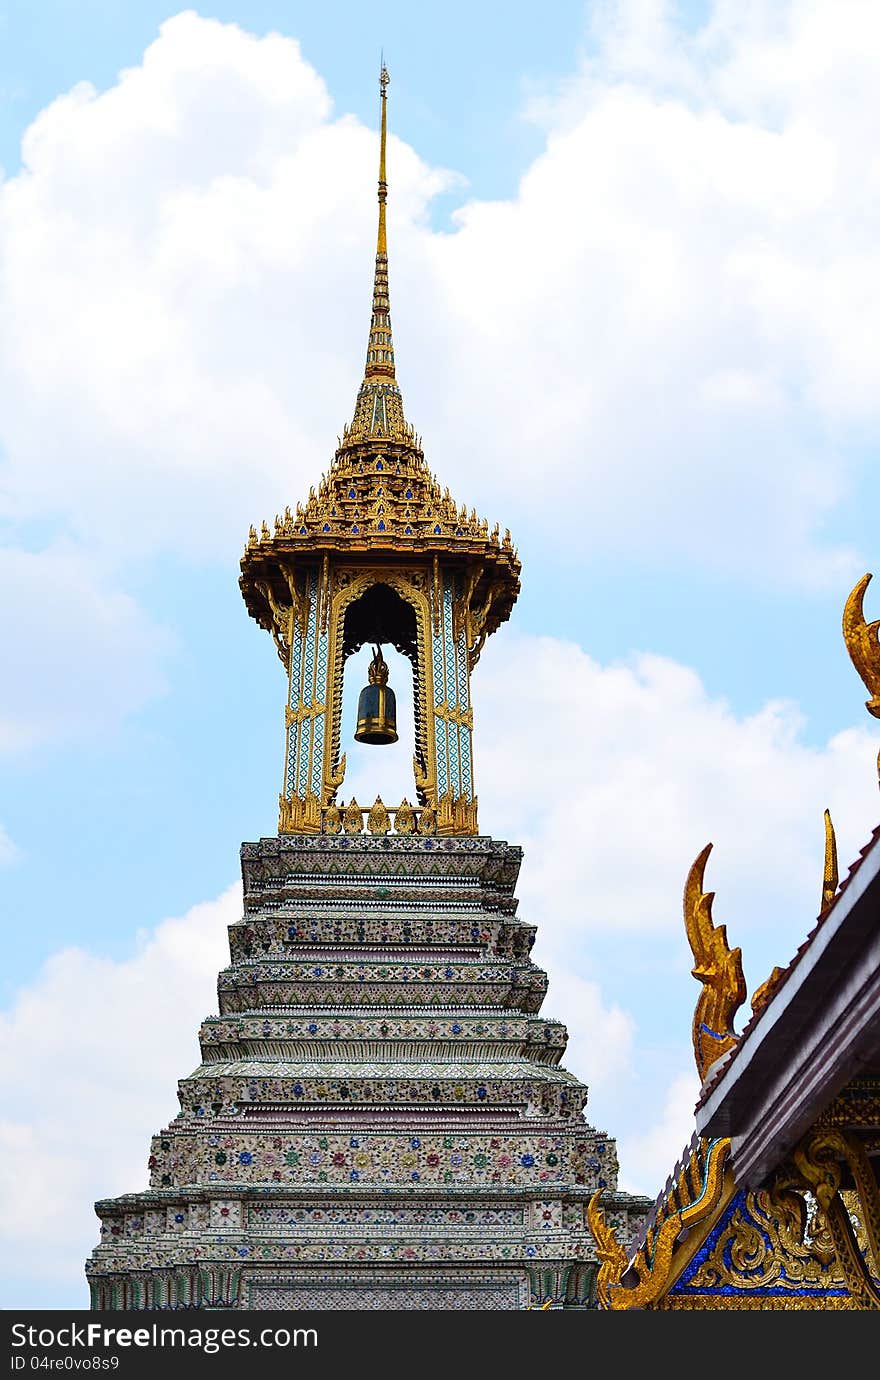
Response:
457,623,473,797
297,572,319,796
443,577,460,795
432,578,449,800
283,570,322,800
310,594,329,797
285,584,305,798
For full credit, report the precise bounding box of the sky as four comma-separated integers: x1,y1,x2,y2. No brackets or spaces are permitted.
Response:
1,0,879,1309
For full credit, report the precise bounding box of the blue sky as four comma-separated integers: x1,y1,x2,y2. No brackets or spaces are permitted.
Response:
1,0,879,1308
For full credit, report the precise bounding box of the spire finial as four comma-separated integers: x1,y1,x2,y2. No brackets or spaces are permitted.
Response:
362,63,395,384
341,63,411,446
378,60,389,254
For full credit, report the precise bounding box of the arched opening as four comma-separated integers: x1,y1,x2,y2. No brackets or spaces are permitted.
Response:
337,581,426,807
341,581,417,662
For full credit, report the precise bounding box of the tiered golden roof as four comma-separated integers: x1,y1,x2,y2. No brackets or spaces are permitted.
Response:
241,65,520,645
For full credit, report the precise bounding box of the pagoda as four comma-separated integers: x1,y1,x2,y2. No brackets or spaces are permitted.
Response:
86,69,649,1311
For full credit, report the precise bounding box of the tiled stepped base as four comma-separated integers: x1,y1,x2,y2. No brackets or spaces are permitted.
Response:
87,836,649,1309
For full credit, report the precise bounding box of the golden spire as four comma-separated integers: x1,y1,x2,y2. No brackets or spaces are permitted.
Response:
363,62,395,385
341,62,411,446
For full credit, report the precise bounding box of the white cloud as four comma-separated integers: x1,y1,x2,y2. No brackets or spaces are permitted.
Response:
0,5,877,586
473,634,880,959
0,883,236,1306
0,543,172,751
616,1070,703,1197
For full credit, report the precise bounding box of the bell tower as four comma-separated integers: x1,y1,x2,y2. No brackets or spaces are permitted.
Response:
86,68,649,1313
239,65,520,839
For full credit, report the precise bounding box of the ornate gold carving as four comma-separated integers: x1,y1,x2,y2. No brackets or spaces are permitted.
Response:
285,700,326,728
277,791,320,835
433,701,474,730
683,844,746,1082
342,798,364,834
792,1128,880,1308
366,646,389,685
413,752,434,808
366,795,391,835
822,807,839,911
432,555,441,637
436,791,479,837
319,553,330,634
316,799,436,835
465,576,505,671
586,1191,628,1310
257,581,293,669
240,455,520,662
687,1172,847,1294
322,752,346,806
453,565,482,644
322,803,341,834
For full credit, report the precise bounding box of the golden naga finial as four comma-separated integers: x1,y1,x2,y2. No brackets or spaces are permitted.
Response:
821,807,839,911
586,1191,628,1310
683,843,746,1083
843,572,880,786
843,573,880,718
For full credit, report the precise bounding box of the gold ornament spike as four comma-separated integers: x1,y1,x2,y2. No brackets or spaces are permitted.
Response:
684,844,746,1083
342,798,364,834
821,808,839,912
394,799,416,834
586,1191,629,1310
323,753,347,806
323,803,341,835
750,965,785,1018
367,795,391,835
417,805,436,835
843,573,880,718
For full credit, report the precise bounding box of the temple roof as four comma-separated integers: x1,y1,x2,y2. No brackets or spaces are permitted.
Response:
240,67,520,642
695,821,880,1182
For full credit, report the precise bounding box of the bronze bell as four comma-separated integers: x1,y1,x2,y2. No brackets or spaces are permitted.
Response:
354,645,398,745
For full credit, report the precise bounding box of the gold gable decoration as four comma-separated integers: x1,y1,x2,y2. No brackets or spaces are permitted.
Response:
587,1138,734,1310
